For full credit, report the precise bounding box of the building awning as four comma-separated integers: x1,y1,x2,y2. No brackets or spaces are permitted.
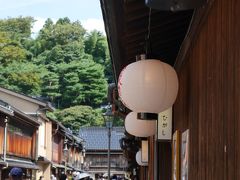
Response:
6,159,39,170
52,163,66,169
79,172,91,179
52,163,77,171
37,156,51,164
0,160,7,166
73,167,82,172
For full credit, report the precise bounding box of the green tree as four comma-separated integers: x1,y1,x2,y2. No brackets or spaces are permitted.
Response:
85,30,109,64
0,62,43,95
84,30,113,83
61,71,83,107
0,17,115,128
0,44,27,65
41,71,61,101
35,42,85,65
57,59,107,108
0,16,35,39
53,105,105,132
36,17,85,53
85,30,99,55
0,17,34,66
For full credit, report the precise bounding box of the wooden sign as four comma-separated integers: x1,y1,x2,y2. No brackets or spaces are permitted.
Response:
141,140,148,163
157,107,172,140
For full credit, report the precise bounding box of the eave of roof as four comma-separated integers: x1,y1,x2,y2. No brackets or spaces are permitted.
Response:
100,0,193,83
13,107,40,126
0,100,40,126
0,87,54,111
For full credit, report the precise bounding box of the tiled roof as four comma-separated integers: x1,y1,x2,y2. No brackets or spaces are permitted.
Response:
79,127,125,151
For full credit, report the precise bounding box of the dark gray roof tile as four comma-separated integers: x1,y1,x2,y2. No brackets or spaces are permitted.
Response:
79,127,125,151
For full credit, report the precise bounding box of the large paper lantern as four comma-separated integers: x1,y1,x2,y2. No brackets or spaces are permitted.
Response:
118,60,178,113
136,150,148,166
125,112,156,137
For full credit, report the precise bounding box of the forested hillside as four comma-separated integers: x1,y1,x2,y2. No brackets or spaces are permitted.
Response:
0,17,120,131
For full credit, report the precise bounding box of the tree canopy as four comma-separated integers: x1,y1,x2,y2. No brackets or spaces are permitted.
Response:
52,105,105,132
0,17,122,130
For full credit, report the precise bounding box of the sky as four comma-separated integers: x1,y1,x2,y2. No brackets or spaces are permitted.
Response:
0,0,105,35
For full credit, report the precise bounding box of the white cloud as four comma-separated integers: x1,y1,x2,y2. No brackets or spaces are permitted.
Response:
81,18,105,34
32,17,46,34
31,17,57,38
31,17,105,38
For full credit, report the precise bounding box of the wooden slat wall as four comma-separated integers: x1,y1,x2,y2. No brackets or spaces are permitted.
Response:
0,127,4,155
148,136,154,180
157,142,171,180
59,138,63,162
139,166,148,180
7,132,32,158
31,129,36,158
174,0,240,179
52,134,62,163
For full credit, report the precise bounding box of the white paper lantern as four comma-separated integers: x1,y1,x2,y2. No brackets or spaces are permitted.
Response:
136,150,148,166
118,59,178,113
125,112,156,137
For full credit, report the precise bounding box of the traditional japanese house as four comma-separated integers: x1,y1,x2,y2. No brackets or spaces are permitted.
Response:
79,127,127,179
51,118,85,178
101,0,240,179
51,119,65,175
0,100,39,179
67,134,84,171
0,87,54,179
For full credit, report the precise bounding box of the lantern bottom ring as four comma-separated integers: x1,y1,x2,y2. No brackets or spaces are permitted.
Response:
137,113,158,120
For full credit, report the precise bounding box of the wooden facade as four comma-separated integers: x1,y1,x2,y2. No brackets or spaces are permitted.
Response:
0,112,38,161
101,0,240,179
173,0,240,179
79,127,127,179
51,119,84,178
83,151,127,178
0,88,86,179
66,139,83,169
52,132,63,164
0,102,39,179
0,87,55,179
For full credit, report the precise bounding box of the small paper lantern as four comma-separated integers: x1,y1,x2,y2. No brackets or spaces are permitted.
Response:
118,60,178,113
125,112,156,137
136,150,148,166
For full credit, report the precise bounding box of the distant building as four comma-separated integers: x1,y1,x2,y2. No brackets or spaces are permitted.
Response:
0,87,86,179
0,87,54,179
51,118,85,178
0,100,40,179
79,127,128,179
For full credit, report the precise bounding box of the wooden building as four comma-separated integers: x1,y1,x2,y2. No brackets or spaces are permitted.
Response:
101,0,240,179
79,127,128,179
0,100,39,179
51,118,85,178
0,87,86,179
0,87,54,179
51,119,66,175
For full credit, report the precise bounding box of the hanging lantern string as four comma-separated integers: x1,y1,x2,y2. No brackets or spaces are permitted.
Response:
147,8,152,42
145,8,152,58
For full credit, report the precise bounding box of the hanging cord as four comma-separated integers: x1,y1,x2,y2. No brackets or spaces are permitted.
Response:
145,8,152,57
138,7,152,61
